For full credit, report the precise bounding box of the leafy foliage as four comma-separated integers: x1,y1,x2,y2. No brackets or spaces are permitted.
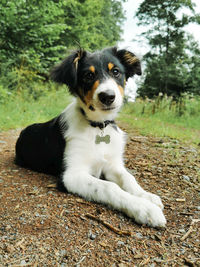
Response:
0,0,66,73
136,0,200,98
0,0,125,97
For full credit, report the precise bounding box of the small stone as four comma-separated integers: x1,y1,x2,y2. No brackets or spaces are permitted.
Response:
131,248,136,254
90,234,96,240
154,257,163,263
89,230,96,240
182,175,190,182
60,249,67,256
117,241,125,246
135,232,143,239
180,248,185,254
179,229,186,233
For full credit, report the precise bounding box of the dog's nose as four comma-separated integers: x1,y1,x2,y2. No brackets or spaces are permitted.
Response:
98,90,115,106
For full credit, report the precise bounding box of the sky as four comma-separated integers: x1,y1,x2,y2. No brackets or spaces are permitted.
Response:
119,0,200,101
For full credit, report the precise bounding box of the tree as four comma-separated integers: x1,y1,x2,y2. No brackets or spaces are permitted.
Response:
135,0,200,98
0,0,125,79
0,0,67,73
59,0,125,51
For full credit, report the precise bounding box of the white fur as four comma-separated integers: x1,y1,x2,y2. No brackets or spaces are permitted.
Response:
60,78,167,227
79,78,123,122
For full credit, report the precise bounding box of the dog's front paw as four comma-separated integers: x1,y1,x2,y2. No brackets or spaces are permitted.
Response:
127,199,166,228
137,202,166,227
141,192,164,210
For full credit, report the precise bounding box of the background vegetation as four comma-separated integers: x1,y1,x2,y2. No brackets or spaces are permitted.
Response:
120,94,200,144
136,0,200,99
0,0,199,145
0,0,125,98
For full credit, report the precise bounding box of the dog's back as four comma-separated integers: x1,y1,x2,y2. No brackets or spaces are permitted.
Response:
15,116,66,175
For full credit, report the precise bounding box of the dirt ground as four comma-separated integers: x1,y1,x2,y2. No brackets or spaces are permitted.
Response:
0,125,199,267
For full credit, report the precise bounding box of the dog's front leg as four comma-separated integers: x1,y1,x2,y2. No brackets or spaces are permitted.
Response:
61,170,166,227
104,165,164,210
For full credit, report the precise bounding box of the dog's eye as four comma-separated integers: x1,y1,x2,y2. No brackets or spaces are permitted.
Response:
112,68,120,77
84,72,95,81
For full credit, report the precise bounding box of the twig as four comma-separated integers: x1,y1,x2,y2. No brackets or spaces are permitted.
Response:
75,256,86,266
4,256,30,265
85,213,132,236
179,212,193,216
139,257,150,266
181,219,200,241
46,183,57,188
175,198,186,202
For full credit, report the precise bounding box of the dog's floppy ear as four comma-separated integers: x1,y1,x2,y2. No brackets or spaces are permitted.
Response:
115,48,142,80
50,49,86,94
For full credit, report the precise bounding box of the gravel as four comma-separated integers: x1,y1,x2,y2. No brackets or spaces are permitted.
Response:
0,128,200,266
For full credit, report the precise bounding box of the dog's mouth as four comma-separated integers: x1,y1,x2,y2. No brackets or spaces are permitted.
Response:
94,100,121,112
101,106,116,111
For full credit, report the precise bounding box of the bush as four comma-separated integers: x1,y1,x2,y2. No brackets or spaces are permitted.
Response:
123,93,200,130
0,84,13,104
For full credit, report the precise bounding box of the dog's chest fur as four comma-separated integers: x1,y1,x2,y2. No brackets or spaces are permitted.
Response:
61,101,126,178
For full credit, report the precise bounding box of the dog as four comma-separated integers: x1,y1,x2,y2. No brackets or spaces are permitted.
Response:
15,47,166,227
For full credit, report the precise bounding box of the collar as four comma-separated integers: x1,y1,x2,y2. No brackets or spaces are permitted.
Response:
80,108,115,130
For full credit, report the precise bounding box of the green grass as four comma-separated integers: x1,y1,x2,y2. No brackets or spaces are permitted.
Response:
119,95,200,145
1,86,200,146
0,86,71,131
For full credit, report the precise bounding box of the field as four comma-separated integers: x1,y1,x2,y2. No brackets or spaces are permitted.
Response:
1,89,200,146
0,86,71,131
120,95,200,145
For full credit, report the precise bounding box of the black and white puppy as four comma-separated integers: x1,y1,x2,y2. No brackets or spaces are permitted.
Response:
15,47,166,227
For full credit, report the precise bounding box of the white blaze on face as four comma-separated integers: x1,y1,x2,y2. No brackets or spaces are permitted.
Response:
93,78,123,110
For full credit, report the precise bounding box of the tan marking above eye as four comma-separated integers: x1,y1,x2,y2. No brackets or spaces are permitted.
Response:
124,52,139,65
108,62,114,71
89,65,95,73
84,80,100,106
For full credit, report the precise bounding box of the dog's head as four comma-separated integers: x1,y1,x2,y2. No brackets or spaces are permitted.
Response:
51,47,141,121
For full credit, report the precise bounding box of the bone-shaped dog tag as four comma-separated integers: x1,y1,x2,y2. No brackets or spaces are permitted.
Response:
95,134,110,144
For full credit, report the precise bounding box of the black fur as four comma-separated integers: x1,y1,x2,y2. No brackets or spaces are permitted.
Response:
50,47,142,95
115,49,142,78
50,50,86,95
15,115,67,176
